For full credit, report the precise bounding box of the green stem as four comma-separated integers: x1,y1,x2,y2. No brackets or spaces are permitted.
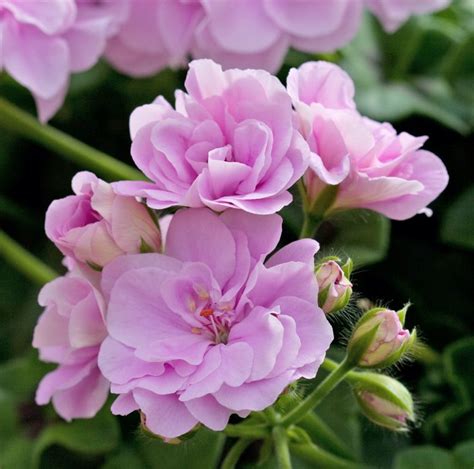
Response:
0,98,143,182
299,413,355,461
290,442,367,469
224,424,268,439
221,438,252,469
272,426,292,469
299,213,322,239
280,358,353,428
278,392,354,461
264,406,280,424
0,230,58,285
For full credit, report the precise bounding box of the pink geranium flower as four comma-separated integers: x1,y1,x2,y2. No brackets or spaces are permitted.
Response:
45,171,161,268
289,61,449,220
0,0,127,121
34,274,109,420
115,59,310,215
98,208,333,438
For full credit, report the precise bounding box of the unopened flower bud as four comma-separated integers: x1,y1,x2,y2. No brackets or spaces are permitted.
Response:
316,257,353,314
353,373,415,432
347,305,415,368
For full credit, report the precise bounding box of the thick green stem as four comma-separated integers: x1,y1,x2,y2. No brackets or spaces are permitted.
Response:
298,183,338,239
224,424,268,439
280,359,353,428
0,230,58,285
299,213,323,239
221,438,252,469
299,413,355,461
272,426,292,469
0,98,143,182
290,442,367,469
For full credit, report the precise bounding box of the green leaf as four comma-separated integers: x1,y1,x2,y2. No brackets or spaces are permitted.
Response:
441,186,474,250
355,81,470,134
320,209,390,266
101,447,144,469
453,440,474,469
0,353,52,403
137,427,225,469
444,337,474,405
0,436,34,469
32,408,120,468
393,446,454,469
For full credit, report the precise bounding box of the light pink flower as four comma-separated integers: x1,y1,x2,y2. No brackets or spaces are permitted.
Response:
115,59,310,215
0,0,128,121
366,0,451,32
105,0,203,77
45,171,161,268
33,274,109,420
289,61,449,220
193,0,363,73
98,208,333,438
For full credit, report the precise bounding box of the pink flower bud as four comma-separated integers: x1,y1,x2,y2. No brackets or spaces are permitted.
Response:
316,259,352,314
348,306,415,368
45,171,161,268
354,373,415,432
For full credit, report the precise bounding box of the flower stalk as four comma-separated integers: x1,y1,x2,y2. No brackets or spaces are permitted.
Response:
273,426,292,469
0,98,143,182
0,230,58,285
280,358,353,428
221,438,252,469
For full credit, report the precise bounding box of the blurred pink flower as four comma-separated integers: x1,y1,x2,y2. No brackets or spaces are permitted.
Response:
366,0,451,32
193,0,363,73
0,0,128,121
98,208,333,438
289,61,449,220
45,171,161,268
34,274,109,420
105,0,203,77
116,59,310,215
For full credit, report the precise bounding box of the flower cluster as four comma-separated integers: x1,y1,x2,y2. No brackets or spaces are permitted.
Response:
33,59,447,439
118,59,448,220
1,0,450,121
35,181,333,437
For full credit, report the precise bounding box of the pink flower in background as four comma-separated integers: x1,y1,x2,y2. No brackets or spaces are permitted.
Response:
33,275,109,420
289,61,449,220
105,0,203,77
115,59,309,215
193,0,363,73
98,208,333,438
366,0,451,32
0,0,128,121
45,171,161,268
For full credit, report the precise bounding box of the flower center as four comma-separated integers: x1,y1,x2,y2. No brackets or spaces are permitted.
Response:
188,286,233,344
